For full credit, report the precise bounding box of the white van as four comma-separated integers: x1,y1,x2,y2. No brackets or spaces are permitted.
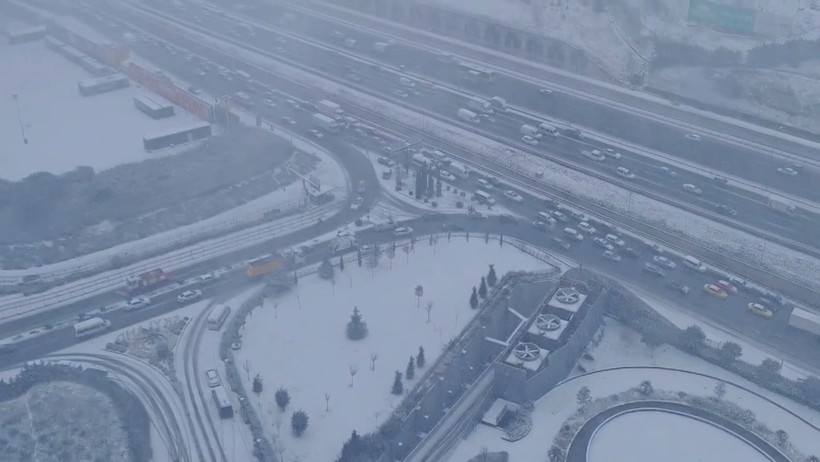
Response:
473,190,495,205
477,178,494,190
563,227,583,241
539,123,558,137
520,124,542,138
582,150,605,161
537,211,554,223
682,255,707,273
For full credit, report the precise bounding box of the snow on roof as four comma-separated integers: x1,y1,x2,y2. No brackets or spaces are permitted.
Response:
78,73,128,87
790,306,820,325
51,15,113,47
143,120,211,141
134,93,173,111
5,25,48,36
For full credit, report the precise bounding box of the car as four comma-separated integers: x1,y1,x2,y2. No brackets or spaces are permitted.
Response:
593,237,614,251
522,135,539,146
604,148,622,159
667,280,690,294
504,190,523,202
622,247,641,259
643,263,666,277
539,88,553,96
605,234,626,247
715,280,737,294
776,167,798,176
177,290,202,303
682,183,702,195
485,175,501,186
468,209,486,219
652,255,676,269
729,276,749,291
393,227,413,237
551,211,569,222
477,178,494,190
440,171,456,181
125,296,151,311
348,73,362,82
188,86,203,95
714,204,738,217
569,211,587,222
308,129,324,138
350,196,364,210
498,214,519,224
577,221,597,235
712,176,729,187
685,133,701,141
377,157,396,168
616,167,635,179
747,302,772,319
0,344,17,355
656,166,678,178
263,99,277,109
442,223,465,231
702,284,728,299
281,116,296,125
531,220,549,231
393,89,409,98
551,237,571,250
206,369,221,387
602,250,621,262
374,220,398,231
197,272,218,285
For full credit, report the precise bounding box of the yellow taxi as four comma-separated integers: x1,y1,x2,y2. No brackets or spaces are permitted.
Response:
747,302,773,319
702,283,728,300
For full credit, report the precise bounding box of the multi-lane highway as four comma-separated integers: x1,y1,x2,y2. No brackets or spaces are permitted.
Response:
112,1,820,259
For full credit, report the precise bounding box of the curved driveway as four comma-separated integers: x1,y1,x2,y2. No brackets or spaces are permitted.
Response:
566,400,789,462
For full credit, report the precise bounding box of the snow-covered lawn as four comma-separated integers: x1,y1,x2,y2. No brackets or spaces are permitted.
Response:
446,319,820,462
588,409,769,462
0,39,202,181
234,238,548,462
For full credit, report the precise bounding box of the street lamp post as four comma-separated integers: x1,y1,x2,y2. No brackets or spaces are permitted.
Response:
12,94,28,144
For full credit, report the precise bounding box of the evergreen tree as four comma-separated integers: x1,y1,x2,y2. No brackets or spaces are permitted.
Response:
406,356,415,380
719,341,743,363
319,258,334,280
576,386,591,405
713,381,727,400
679,325,706,350
478,276,488,299
340,430,363,461
416,346,426,368
252,374,263,394
637,380,654,396
291,410,309,436
339,256,345,272
275,387,290,411
346,306,369,340
470,287,479,309
391,370,403,395
487,264,497,288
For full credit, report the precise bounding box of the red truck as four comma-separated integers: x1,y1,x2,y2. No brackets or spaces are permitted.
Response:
126,268,170,295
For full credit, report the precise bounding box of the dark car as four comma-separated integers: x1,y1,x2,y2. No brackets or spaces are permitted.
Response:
712,176,729,187
498,214,518,224
666,280,690,294
622,247,641,259
643,262,666,277
551,237,571,250
0,344,17,355
532,220,549,231
714,204,738,217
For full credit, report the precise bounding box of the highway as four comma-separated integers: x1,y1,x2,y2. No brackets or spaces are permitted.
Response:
114,1,820,258
270,0,820,168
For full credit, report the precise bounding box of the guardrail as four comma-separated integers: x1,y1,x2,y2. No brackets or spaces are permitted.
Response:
114,6,820,303
0,201,341,322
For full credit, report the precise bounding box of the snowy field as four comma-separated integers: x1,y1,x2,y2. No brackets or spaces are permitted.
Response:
445,319,820,462
0,39,200,181
234,238,548,462
588,410,769,462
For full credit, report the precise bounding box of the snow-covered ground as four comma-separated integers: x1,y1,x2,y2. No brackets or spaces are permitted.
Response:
234,238,548,462
588,409,769,462
446,319,820,462
149,11,820,296
0,39,201,181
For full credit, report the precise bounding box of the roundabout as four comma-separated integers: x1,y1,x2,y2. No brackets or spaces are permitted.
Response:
567,400,790,462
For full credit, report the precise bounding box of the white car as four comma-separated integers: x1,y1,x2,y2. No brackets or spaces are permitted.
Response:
263,99,277,108
605,234,626,247
393,227,413,237
539,88,553,96
577,221,597,235
477,178,494,190
177,290,203,303
439,171,456,181
206,369,221,387
604,148,622,159
197,272,218,285
657,166,678,178
776,167,798,176
281,116,296,125
551,211,568,222
682,183,702,195
685,133,701,141
308,129,324,139
125,296,151,311
616,167,635,179
593,237,614,251
569,211,587,222
504,190,523,202
393,89,409,98
522,135,539,146
350,196,364,210
602,250,621,262
652,255,677,269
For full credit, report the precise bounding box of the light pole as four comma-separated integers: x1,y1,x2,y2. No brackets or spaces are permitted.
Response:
12,94,28,144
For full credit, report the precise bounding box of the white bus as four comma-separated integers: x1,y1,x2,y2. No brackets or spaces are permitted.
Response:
473,190,495,205
207,304,231,331
212,386,234,418
74,317,111,338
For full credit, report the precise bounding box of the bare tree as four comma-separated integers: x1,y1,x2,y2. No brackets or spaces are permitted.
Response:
325,393,331,412
370,353,378,371
349,365,358,387
425,301,434,323
415,284,424,307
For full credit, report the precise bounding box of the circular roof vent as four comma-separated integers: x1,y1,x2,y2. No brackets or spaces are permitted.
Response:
513,342,541,362
554,287,580,305
536,314,562,332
